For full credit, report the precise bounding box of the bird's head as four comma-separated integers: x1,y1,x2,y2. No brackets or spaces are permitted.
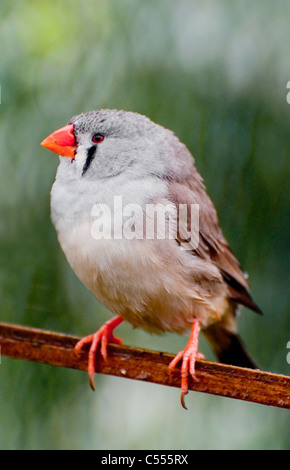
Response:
41,109,187,181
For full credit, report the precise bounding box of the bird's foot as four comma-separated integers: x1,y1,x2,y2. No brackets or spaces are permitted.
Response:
75,316,123,390
168,319,202,409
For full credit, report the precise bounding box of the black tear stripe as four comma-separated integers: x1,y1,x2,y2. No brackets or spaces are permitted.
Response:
82,146,96,175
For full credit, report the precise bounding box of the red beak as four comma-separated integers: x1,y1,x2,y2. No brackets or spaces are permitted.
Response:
41,124,77,159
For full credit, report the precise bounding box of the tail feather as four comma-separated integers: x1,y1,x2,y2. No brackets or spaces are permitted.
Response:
203,323,259,370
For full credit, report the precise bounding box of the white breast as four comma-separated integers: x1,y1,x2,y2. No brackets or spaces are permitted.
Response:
51,168,228,334
55,217,227,334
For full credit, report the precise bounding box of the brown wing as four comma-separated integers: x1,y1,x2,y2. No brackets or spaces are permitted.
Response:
167,178,262,314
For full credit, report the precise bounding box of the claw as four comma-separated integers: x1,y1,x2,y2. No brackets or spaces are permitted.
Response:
75,316,123,390
168,319,201,409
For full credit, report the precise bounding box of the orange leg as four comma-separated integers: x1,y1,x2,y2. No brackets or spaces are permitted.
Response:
75,316,123,390
169,319,203,409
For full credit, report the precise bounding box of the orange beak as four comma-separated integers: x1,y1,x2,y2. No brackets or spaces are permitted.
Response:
41,124,77,159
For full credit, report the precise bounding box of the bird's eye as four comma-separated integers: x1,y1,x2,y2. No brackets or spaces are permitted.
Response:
92,134,104,144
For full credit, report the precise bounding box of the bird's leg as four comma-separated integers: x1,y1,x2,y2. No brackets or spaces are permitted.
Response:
168,319,202,409
75,315,123,390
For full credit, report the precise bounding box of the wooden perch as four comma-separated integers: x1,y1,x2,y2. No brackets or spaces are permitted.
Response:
0,322,289,409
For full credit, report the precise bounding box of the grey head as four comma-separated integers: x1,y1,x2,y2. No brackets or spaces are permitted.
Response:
58,109,195,182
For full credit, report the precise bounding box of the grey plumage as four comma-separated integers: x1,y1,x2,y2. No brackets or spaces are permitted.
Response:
49,109,260,370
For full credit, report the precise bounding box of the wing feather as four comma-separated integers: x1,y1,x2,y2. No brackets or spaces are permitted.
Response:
167,178,261,314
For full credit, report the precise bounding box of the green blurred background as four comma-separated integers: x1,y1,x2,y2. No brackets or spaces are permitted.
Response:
0,0,289,450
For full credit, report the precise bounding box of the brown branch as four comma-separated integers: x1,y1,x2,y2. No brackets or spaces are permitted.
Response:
0,322,289,409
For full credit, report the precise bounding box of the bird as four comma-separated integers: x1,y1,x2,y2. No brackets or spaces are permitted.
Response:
41,108,261,408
